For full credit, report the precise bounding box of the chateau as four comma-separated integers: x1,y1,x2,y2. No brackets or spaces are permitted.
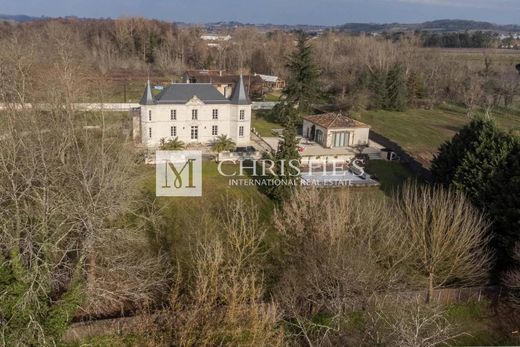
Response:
137,75,252,147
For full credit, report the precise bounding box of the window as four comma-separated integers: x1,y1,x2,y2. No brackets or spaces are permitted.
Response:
148,110,152,121
170,109,176,120
148,127,152,139
239,110,245,120
192,109,198,120
171,126,176,137
212,109,219,120
333,132,350,148
191,126,198,140
212,125,218,136
239,126,244,137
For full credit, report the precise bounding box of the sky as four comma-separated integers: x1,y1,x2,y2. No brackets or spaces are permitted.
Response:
0,0,519,26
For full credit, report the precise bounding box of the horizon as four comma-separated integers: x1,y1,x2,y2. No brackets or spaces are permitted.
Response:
2,13,520,28
0,0,519,26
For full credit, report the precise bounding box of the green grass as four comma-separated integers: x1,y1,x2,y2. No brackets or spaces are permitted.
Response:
263,91,282,102
140,161,275,259
447,302,520,346
252,110,283,137
357,104,520,164
366,160,417,195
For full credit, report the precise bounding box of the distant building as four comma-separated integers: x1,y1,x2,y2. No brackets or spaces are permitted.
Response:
200,34,232,41
182,70,267,97
137,76,251,147
183,70,285,98
254,73,286,90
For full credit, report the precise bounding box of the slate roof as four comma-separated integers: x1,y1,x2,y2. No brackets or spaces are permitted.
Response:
139,80,154,105
230,75,251,105
154,83,230,104
303,113,370,129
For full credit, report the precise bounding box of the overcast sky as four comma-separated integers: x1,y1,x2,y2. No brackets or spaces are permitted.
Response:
1,0,518,25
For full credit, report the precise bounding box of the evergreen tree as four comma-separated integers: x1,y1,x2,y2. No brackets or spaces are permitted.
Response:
489,139,520,269
431,117,514,209
432,118,519,272
384,63,408,111
369,69,387,109
264,117,301,203
282,31,320,119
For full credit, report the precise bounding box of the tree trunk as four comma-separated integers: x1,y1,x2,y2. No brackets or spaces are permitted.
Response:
427,272,434,303
87,253,96,284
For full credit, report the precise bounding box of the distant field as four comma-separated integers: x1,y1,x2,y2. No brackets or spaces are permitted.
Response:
358,104,520,165
420,47,520,65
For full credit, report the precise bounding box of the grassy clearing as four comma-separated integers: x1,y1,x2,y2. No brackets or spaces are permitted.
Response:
366,160,417,195
357,103,520,163
252,110,283,137
139,161,275,260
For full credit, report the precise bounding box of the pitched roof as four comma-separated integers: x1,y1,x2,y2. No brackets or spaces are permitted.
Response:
230,75,251,105
139,80,154,105
255,73,280,83
303,113,369,129
154,83,230,104
185,69,263,86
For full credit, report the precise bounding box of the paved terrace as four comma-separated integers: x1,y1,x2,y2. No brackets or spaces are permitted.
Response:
261,136,382,157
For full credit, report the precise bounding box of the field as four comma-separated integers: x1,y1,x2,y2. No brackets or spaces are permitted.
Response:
358,103,520,164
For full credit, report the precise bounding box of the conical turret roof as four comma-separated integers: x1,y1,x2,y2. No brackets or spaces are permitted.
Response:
230,75,251,105
139,80,154,105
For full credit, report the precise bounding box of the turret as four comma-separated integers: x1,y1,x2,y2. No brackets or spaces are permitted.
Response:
139,80,154,105
230,75,251,105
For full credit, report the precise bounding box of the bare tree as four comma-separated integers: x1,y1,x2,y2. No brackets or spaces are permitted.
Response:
364,298,462,347
395,182,492,302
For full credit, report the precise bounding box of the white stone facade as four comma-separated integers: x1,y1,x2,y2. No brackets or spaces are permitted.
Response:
140,97,251,147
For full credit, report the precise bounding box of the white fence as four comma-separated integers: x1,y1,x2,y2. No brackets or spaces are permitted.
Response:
0,103,140,112
1,102,276,112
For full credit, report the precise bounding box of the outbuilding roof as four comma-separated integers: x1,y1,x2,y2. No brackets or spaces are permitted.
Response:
303,113,370,129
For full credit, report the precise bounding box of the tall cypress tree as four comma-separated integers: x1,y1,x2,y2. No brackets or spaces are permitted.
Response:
263,113,301,203
384,63,408,111
282,31,320,119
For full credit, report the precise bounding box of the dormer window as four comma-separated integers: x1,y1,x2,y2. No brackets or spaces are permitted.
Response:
192,109,198,120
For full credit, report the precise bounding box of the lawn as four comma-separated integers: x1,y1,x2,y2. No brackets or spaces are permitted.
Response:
252,110,283,137
139,161,275,259
357,104,520,164
366,160,417,195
